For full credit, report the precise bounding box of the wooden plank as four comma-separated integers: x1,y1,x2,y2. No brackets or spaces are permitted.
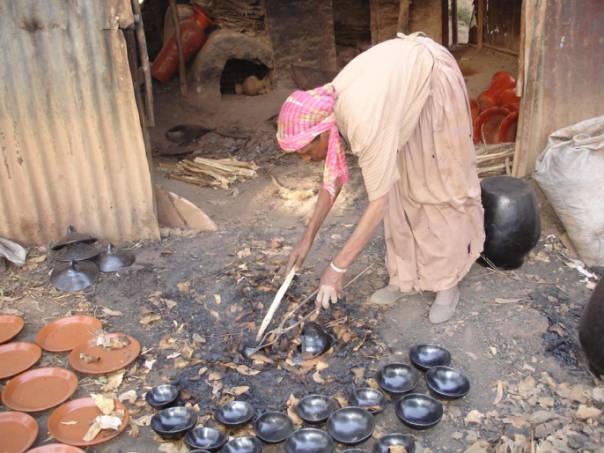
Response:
451,0,458,45
169,0,187,96
477,0,485,48
441,0,449,47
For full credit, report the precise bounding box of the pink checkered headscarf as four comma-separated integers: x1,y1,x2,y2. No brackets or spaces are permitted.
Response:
276,84,348,198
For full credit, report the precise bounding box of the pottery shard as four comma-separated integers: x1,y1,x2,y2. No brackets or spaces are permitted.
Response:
155,185,217,231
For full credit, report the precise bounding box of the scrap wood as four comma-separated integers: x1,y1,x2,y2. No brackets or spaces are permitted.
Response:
476,143,515,178
163,157,258,189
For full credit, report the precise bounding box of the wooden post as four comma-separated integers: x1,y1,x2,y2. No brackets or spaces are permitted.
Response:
451,0,458,45
441,0,449,47
131,0,155,126
397,0,410,34
477,0,485,49
169,0,187,96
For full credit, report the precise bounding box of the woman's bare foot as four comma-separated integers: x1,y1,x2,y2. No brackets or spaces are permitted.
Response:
429,285,460,324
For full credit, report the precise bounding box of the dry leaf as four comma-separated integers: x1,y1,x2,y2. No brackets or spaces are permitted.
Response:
493,380,504,405
214,294,222,305
529,410,557,424
83,421,102,442
209,310,220,321
140,313,161,325
575,405,602,420
226,386,249,396
208,372,222,381
174,358,189,369
367,378,380,390
334,394,349,407
102,307,123,317
144,359,156,370
91,394,115,415
165,299,178,311
80,352,100,364
286,394,303,426
177,281,191,294
592,387,604,403
494,298,522,304
312,371,326,384
180,344,194,360
465,410,484,425
118,390,137,404
102,372,125,392
96,333,130,350
237,248,252,258
233,364,261,376
158,441,189,453
159,337,178,350
211,381,223,397
198,367,208,376
133,414,153,426
489,346,497,356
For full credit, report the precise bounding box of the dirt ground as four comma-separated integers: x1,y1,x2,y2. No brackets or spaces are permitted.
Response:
2,47,603,453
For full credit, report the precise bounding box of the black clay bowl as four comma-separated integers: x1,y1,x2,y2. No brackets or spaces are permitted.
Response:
351,388,386,414
221,436,262,453
295,394,340,424
395,393,443,430
189,451,212,453
216,400,255,427
377,363,419,394
300,322,333,357
185,426,228,450
426,366,470,399
373,434,415,453
285,428,335,453
145,384,179,409
151,406,197,439
254,412,294,444
326,407,375,445
342,450,367,453
409,345,451,371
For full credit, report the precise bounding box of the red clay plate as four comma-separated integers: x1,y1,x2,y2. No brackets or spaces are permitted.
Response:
0,342,42,379
26,443,85,452
35,316,102,352
48,397,129,447
0,411,38,453
0,315,25,344
68,334,140,375
1,367,78,412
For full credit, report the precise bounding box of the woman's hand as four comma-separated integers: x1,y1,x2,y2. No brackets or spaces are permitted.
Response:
287,237,312,272
315,264,345,310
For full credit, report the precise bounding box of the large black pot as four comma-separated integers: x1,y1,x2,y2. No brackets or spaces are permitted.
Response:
480,176,540,269
579,279,604,376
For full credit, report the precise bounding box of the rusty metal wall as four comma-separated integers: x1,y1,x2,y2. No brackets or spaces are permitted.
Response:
0,0,159,245
513,0,604,177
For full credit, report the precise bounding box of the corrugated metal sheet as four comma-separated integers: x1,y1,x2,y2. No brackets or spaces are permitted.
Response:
514,0,604,177
0,0,159,245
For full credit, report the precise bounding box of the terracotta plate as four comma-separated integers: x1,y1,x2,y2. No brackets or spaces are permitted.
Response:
48,397,129,447
0,342,43,379
68,333,140,375
0,411,38,453
25,443,86,452
1,367,78,412
0,315,25,344
36,316,102,352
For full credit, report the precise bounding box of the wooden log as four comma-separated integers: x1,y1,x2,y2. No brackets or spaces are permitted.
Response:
477,0,485,49
131,0,155,126
169,0,187,96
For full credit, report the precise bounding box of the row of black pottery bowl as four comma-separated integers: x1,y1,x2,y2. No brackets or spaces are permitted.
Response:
146,384,181,409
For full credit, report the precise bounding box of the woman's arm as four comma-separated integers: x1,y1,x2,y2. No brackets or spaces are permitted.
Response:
287,183,342,271
315,194,387,309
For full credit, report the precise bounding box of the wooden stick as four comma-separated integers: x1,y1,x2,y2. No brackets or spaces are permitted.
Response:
131,0,155,126
477,0,485,49
256,266,298,341
169,0,187,96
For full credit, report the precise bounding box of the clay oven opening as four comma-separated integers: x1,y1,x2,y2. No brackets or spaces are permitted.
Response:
220,58,271,95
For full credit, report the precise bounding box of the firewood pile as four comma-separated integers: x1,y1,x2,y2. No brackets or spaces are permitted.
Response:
207,0,265,34
160,157,259,189
476,143,515,178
